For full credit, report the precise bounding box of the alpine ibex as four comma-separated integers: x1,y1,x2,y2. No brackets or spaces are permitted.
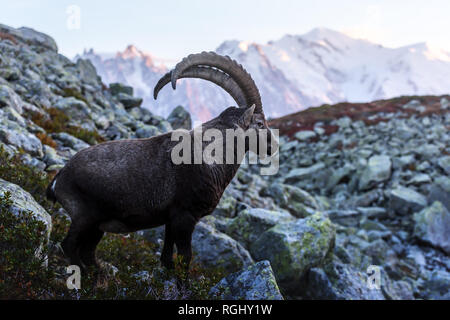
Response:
47,52,277,272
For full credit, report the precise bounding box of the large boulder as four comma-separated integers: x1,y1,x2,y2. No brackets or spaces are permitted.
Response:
226,208,293,248
0,24,58,52
191,222,253,273
209,261,283,300
301,260,385,300
358,155,392,190
413,201,450,254
167,106,192,130
389,186,427,215
250,212,336,293
0,179,52,244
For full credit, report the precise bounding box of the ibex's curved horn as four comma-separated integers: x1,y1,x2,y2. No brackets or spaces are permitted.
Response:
154,51,263,113
154,66,247,107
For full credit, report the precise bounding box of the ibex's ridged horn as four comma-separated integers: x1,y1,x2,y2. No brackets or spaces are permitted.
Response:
153,67,247,107
154,51,263,113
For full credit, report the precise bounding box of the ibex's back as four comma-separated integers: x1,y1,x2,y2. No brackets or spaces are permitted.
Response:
48,52,276,272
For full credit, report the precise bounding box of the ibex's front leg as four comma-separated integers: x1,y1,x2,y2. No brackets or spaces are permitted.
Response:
161,223,175,269
172,213,196,272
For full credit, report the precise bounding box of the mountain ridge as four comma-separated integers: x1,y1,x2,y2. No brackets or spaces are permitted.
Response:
78,27,450,121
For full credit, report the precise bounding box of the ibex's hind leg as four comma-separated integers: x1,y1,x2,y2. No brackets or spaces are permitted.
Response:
79,227,104,267
61,220,87,268
161,223,175,269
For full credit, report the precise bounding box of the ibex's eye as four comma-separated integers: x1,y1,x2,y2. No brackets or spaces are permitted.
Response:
257,122,265,128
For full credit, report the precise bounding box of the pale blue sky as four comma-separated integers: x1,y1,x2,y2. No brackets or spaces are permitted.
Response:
1,0,449,60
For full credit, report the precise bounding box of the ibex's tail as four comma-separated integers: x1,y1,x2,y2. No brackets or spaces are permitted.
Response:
46,171,60,203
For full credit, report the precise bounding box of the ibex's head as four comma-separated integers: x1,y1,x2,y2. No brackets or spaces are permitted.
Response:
154,52,278,158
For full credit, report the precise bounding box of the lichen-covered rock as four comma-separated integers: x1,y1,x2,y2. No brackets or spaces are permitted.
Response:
209,260,283,300
212,196,237,218
226,208,293,248
413,201,450,254
389,186,427,215
250,212,335,293
192,222,254,273
0,178,52,243
167,105,192,130
358,155,392,190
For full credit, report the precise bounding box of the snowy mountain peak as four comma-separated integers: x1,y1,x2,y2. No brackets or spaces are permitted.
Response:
78,27,450,121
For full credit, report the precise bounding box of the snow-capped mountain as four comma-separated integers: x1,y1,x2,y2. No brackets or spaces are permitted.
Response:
77,28,450,121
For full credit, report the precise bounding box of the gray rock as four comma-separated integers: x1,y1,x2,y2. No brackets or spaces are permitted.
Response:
135,124,160,138
0,84,24,114
413,201,450,254
420,270,450,300
294,130,316,141
428,176,450,211
250,213,335,293
301,259,385,299
261,183,318,218
438,156,450,175
284,162,325,183
52,132,90,151
192,222,254,273
0,123,43,157
358,155,391,190
116,93,143,109
76,59,100,87
209,261,283,300
42,145,66,166
389,186,427,215
109,83,133,96
167,106,192,130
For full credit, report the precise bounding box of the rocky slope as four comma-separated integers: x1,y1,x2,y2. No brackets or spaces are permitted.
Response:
80,28,450,121
0,23,449,300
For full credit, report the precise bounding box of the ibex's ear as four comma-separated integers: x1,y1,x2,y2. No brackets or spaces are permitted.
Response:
240,104,255,127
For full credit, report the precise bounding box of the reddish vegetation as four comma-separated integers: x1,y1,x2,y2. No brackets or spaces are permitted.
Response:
0,32,17,45
269,95,450,139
